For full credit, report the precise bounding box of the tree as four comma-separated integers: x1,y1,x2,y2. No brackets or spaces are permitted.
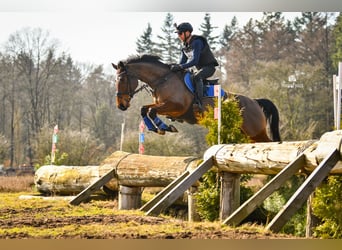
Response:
256,12,296,61
199,13,219,51
224,18,261,89
195,99,249,221
331,13,342,70
136,23,156,55
312,176,342,238
0,55,21,167
4,27,60,134
156,13,180,63
83,65,120,149
219,16,238,51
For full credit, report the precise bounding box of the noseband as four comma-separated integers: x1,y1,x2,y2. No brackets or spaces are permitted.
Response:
116,70,144,98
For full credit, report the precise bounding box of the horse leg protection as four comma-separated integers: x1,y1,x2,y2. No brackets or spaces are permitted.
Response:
141,107,157,132
148,108,169,131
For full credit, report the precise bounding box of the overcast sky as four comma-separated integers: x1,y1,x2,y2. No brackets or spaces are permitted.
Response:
0,12,303,69
0,0,340,73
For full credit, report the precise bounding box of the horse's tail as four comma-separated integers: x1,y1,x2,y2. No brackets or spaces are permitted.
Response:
255,98,281,142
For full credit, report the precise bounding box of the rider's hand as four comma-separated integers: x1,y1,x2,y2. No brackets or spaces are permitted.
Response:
170,64,183,72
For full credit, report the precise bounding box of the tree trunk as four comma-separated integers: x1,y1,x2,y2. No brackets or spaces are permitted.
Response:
204,130,342,174
34,151,199,195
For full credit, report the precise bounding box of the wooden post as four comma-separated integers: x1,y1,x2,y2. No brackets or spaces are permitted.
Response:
187,186,200,222
305,193,320,238
70,168,116,205
144,157,213,216
266,149,340,232
223,153,306,226
118,186,142,210
220,172,240,221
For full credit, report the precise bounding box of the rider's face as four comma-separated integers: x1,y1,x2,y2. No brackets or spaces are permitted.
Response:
177,31,189,42
177,32,185,41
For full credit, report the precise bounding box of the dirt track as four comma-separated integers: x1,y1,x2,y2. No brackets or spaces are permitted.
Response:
0,205,298,239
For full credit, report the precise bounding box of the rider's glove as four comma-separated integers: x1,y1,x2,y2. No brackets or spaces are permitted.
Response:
170,64,183,72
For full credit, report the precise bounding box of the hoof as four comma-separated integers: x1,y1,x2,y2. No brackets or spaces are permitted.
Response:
157,129,166,135
168,125,178,133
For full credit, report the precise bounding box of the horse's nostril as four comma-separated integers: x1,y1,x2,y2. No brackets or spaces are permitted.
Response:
119,104,127,111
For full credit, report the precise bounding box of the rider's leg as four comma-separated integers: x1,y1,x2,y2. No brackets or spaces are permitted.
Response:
193,76,204,106
141,106,157,132
193,66,216,110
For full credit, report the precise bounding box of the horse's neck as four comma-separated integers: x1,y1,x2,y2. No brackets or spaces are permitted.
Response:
131,63,169,89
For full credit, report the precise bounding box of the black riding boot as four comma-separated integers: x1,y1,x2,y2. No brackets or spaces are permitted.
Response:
195,78,204,110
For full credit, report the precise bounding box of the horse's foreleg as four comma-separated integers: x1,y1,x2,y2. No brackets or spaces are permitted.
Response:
148,108,178,134
141,106,158,133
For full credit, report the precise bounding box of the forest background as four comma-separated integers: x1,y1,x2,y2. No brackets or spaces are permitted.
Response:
0,12,342,169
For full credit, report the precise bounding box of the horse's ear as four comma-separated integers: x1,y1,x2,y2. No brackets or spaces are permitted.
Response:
112,63,118,70
118,61,125,68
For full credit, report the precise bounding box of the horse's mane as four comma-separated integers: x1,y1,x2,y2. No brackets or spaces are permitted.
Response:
124,54,169,69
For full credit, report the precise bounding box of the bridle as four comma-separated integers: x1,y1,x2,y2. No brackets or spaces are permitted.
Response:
115,70,143,98
115,65,176,99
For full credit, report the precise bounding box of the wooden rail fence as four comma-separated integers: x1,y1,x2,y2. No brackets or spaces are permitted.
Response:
34,130,342,233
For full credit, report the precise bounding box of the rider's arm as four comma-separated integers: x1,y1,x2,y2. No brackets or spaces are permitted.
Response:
180,39,204,69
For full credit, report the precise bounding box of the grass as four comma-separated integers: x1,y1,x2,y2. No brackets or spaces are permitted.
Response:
0,175,35,192
0,176,297,239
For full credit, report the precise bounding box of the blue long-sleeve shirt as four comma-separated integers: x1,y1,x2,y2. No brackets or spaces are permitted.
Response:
179,38,205,69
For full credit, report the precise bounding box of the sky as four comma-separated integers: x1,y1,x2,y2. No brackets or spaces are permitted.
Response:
0,0,340,73
0,12,302,71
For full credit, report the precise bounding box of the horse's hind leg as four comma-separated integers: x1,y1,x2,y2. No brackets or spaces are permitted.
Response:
148,108,178,134
250,129,272,142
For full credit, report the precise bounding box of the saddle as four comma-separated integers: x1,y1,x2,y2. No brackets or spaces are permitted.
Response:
183,72,224,98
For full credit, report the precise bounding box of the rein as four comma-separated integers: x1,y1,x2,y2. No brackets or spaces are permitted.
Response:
116,67,174,98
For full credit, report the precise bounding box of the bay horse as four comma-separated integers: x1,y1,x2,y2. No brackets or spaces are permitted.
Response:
112,54,281,142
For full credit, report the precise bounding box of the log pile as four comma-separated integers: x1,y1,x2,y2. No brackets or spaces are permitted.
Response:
34,151,200,195
35,130,342,195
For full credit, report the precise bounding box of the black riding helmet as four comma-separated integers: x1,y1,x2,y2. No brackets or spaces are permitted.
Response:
174,22,193,33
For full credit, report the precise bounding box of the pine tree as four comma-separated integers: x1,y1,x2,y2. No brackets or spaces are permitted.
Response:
219,16,238,51
156,13,180,64
199,13,219,51
136,23,156,55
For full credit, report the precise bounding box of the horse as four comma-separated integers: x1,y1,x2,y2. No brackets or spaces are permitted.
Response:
112,54,281,142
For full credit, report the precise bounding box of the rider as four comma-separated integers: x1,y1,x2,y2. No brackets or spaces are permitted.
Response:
170,22,219,110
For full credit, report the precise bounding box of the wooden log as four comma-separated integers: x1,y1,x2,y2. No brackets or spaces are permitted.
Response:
100,151,200,187
204,130,342,175
34,165,118,195
35,151,199,195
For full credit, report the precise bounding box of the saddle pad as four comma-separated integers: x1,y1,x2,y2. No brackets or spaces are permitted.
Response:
183,72,225,97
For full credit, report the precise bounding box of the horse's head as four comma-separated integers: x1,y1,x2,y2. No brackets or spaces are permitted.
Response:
112,61,139,111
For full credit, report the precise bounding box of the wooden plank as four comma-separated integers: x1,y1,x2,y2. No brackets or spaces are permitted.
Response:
223,153,306,226
69,168,116,205
266,149,340,233
145,157,214,216
140,170,190,212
